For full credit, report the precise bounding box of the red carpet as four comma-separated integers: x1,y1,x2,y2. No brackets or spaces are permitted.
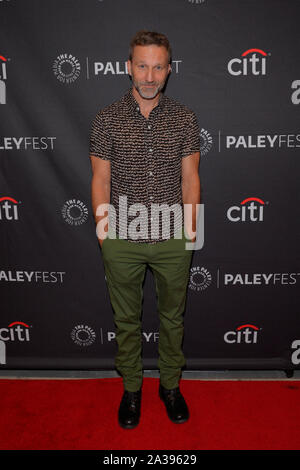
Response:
0,377,299,450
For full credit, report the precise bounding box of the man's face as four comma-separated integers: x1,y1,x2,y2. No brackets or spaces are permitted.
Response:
127,45,171,100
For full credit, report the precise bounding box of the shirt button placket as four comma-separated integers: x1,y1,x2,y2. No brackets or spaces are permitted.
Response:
147,119,155,239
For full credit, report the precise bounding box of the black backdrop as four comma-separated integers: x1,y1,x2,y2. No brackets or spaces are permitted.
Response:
0,0,299,372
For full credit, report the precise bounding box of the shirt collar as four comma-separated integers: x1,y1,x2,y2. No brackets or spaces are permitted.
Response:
124,86,166,115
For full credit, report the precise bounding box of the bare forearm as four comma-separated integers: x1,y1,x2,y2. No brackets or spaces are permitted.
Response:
91,175,110,234
182,175,200,237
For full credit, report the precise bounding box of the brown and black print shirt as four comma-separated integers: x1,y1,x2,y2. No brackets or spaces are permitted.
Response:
89,86,200,244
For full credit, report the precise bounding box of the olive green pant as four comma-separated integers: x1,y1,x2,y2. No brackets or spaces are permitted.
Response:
101,226,193,392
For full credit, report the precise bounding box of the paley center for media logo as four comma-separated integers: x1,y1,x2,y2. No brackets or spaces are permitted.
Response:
71,325,96,347
61,199,89,226
188,266,212,291
228,48,270,76
53,53,81,84
0,55,8,104
200,128,213,157
0,321,31,365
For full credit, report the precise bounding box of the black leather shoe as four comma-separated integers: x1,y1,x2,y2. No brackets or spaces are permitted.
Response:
118,388,142,429
159,383,189,423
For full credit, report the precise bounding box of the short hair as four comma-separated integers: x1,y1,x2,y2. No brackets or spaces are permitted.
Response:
129,30,172,64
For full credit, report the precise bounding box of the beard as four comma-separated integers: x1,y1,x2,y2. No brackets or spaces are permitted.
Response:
132,77,166,100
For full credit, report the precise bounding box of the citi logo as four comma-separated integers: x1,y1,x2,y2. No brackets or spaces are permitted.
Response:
0,55,7,104
0,321,31,342
0,196,19,220
0,321,31,366
228,48,269,76
224,324,260,344
227,197,266,222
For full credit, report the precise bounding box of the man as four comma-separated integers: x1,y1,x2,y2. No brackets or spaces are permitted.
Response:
89,30,200,429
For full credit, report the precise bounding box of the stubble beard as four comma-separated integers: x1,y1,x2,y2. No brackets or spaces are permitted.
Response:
132,77,166,100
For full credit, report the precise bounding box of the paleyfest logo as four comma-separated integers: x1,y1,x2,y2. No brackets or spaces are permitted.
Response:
53,52,183,82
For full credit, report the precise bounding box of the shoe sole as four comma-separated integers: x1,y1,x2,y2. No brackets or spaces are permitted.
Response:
118,419,140,429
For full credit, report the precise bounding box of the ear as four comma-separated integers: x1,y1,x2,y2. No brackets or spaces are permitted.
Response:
127,60,132,77
168,63,172,74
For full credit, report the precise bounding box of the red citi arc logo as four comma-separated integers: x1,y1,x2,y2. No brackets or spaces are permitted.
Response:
228,48,268,76
0,197,19,220
227,197,266,222
224,324,260,344
0,56,7,67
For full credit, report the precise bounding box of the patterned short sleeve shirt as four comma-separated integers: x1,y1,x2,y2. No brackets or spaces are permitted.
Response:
89,86,200,244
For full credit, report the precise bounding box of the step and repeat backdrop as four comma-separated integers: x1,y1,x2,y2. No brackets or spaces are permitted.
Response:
0,0,299,372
